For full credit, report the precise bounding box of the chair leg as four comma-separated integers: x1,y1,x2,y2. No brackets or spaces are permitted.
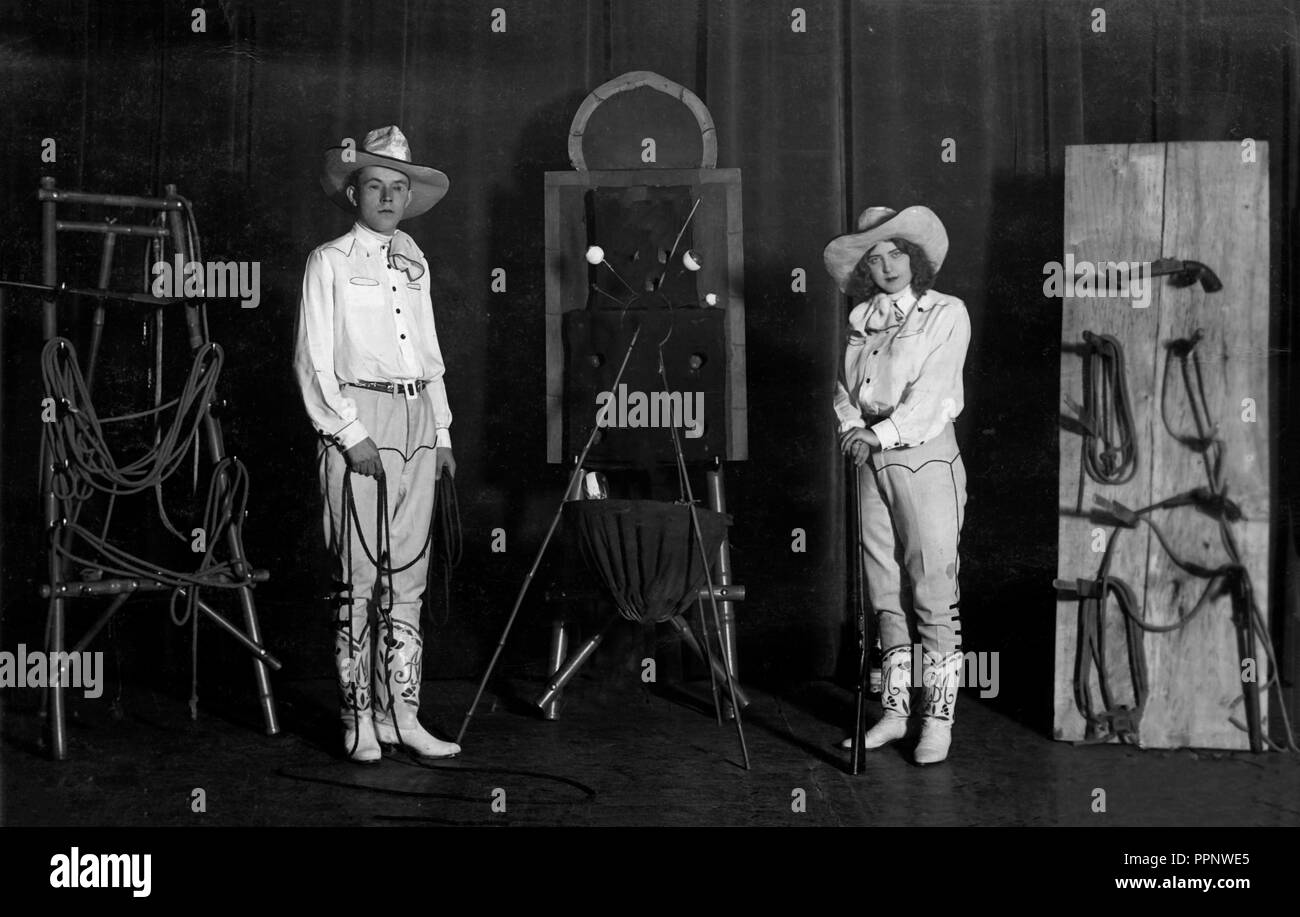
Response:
541,621,569,720
706,466,740,718
233,581,279,736
48,594,68,760
535,616,616,712
219,468,280,737
717,601,739,720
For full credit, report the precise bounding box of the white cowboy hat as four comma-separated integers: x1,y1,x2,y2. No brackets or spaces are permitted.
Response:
823,205,948,294
320,125,449,218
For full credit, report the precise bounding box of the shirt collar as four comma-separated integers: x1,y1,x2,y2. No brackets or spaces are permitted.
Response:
898,284,939,307
895,289,933,315
352,221,396,254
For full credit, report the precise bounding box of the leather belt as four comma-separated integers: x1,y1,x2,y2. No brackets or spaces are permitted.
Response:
343,379,429,399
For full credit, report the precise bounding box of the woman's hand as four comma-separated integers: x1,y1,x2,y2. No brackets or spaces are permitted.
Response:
839,428,880,466
434,446,456,480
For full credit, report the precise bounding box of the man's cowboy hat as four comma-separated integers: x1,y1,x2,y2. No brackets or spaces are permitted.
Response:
823,205,948,294
320,125,449,218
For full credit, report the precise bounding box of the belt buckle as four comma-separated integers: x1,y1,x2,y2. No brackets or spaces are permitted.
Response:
400,380,418,400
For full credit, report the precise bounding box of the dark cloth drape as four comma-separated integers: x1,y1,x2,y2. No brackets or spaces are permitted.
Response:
567,499,729,624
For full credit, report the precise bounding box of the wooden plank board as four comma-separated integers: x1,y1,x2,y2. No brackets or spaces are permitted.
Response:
1056,143,1166,743
1055,142,1271,749
1143,142,1269,749
543,180,564,463
724,177,747,460
543,177,594,462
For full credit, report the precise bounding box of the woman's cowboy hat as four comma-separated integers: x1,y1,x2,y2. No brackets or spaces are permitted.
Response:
320,125,449,218
823,205,948,294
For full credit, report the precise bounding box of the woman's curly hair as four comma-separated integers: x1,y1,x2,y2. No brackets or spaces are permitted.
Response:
845,236,937,301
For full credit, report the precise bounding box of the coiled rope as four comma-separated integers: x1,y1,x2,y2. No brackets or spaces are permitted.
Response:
1068,329,1295,751
40,334,256,718
1081,330,1138,485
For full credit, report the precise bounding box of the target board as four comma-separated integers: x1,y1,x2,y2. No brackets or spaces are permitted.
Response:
544,71,747,465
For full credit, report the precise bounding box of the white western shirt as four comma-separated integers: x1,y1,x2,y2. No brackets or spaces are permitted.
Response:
833,288,970,450
294,221,453,451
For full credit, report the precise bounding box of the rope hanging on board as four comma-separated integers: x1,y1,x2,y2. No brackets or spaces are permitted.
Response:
1080,330,1137,486
1062,328,1295,752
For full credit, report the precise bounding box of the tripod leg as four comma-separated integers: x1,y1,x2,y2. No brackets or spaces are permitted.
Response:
460,491,571,741
686,503,750,768
668,614,750,709
459,323,644,744
697,597,723,725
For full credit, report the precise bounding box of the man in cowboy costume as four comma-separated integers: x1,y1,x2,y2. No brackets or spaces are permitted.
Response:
294,125,460,762
825,205,971,765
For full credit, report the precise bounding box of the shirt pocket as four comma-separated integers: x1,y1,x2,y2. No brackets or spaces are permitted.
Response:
886,330,930,379
344,276,386,307
887,332,925,365
893,306,938,340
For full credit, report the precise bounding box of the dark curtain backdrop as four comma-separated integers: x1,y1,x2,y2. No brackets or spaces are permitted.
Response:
2,0,1296,731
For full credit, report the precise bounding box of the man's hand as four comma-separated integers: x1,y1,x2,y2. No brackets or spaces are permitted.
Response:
434,446,456,480
343,437,384,478
839,427,880,467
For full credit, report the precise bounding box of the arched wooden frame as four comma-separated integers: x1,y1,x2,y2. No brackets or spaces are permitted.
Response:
567,70,718,171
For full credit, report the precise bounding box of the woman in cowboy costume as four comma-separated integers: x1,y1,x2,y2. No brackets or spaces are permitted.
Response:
826,205,971,765
295,125,461,762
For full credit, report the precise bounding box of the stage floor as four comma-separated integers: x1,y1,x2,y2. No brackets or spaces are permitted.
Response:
4,677,1298,827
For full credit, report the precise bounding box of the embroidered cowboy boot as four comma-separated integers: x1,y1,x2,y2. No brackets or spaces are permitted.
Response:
373,604,461,759
841,644,913,750
336,612,381,763
915,650,962,765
